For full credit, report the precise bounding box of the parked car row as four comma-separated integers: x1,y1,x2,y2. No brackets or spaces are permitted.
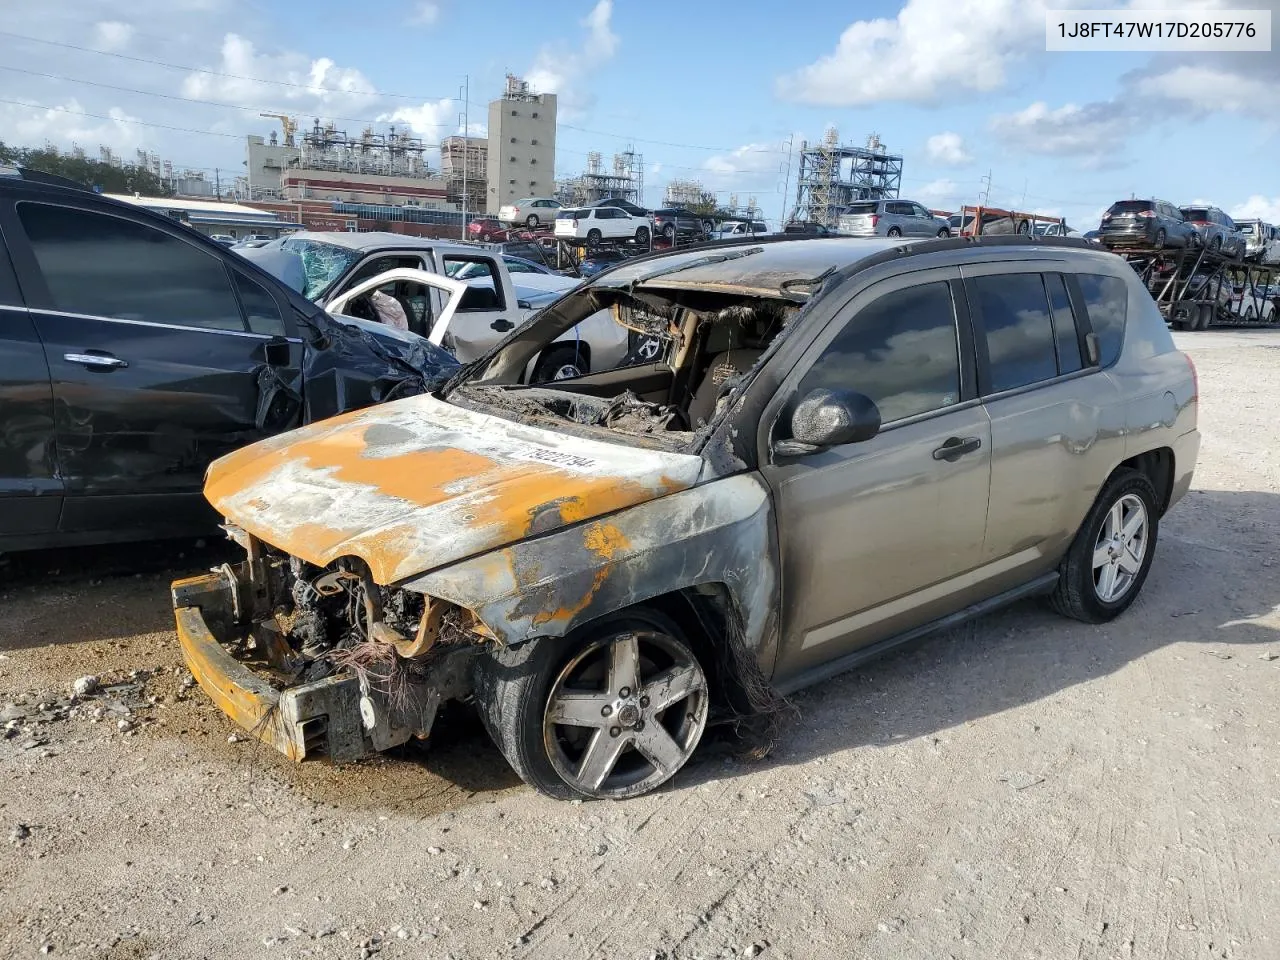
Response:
1096,199,1266,260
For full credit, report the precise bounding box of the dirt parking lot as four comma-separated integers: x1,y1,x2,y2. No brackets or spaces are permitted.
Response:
2,329,1277,960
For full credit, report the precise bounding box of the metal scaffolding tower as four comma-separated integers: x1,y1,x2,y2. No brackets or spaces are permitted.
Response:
555,149,644,207
790,129,903,227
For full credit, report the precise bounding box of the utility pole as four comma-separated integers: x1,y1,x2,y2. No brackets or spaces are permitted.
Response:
215,167,221,199
1020,178,1027,211
779,134,795,227
980,170,992,207
460,74,469,241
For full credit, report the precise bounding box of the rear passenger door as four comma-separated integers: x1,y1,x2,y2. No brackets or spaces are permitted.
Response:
960,264,1127,592
0,215,60,541
910,203,937,236
3,199,302,539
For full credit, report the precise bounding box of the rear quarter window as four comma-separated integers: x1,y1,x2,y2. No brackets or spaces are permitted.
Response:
1077,274,1128,367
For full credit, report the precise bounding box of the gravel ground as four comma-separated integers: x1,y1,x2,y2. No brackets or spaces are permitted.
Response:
2,329,1277,960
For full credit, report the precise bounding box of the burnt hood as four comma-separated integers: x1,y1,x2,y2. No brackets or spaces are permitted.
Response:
205,394,705,584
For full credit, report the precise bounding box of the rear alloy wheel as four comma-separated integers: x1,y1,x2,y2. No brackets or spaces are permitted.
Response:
887,226,903,238
473,611,710,800
586,228,603,247
1154,228,1167,248
663,224,676,240
1049,470,1158,623
1016,219,1031,235
1210,235,1222,252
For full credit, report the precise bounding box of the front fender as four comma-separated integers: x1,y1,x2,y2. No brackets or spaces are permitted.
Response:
402,473,778,670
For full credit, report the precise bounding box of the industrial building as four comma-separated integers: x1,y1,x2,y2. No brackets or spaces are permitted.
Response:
106,193,301,240
789,129,903,227
663,179,716,209
555,150,642,207
486,75,557,213
440,135,487,209
245,116,451,209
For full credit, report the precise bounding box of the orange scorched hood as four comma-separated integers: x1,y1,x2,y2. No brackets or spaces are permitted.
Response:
204,394,704,584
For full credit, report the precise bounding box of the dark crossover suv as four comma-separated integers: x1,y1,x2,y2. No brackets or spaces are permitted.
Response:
0,169,457,552
175,233,1199,800
1179,206,1246,258
651,208,709,240
1099,199,1196,250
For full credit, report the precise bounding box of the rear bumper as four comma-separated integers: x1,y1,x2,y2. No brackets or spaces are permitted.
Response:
172,572,441,763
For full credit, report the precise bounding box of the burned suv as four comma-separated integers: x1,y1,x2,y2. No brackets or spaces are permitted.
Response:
175,235,1199,800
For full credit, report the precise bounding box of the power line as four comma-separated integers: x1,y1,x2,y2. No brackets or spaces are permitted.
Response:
0,64,462,129
0,97,243,139
558,121,789,155
0,29,457,102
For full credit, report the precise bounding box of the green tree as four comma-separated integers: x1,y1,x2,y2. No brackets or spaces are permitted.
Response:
0,141,173,196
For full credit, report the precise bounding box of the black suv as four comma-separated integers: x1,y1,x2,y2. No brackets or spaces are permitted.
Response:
0,169,456,552
1098,199,1196,250
1179,205,1246,258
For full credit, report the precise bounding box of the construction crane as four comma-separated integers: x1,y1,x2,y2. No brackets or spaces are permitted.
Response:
259,113,298,148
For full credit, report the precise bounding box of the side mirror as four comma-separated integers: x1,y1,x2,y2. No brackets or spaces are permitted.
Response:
773,388,881,459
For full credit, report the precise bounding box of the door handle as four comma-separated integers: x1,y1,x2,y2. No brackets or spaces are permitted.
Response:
490,318,514,332
932,436,982,461
64,352,128,370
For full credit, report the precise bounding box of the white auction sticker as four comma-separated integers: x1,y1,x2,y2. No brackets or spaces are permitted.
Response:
1047,9,1271,51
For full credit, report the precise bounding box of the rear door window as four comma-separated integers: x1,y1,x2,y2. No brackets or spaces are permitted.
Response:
967,273,1059,393
798,281,961,424
1075,274,1128,367
17,202,246,332
234,271,287,337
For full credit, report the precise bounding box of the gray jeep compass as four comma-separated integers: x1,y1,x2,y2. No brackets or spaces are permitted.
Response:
174,234,1200,800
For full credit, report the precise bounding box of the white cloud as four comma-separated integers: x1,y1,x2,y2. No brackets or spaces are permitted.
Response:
1136,65,1273,115
925,132,972,166
181,33,379,115
2,98,143,154
378,97,459,138
989,100,1129,161
525,0,618,117
775,0,1050,106
408,1,440,26
93,21,135,51
1231,195,1280,222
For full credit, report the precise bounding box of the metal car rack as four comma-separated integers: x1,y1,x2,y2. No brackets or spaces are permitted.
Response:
1110,242,1280,330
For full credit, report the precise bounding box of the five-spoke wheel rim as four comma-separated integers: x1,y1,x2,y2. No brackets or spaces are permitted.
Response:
543,630,708,798
1092,493,1148,603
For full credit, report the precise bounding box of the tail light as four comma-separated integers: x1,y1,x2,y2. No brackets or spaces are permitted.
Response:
1135,210,1153,217
870,214,880,228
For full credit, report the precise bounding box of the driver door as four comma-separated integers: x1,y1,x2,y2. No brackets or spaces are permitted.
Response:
759,267,993,686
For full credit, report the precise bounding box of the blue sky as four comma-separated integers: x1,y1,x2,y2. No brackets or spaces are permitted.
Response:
3,0,1278,227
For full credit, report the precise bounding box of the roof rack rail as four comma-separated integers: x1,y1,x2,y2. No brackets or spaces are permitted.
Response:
8,167,93,191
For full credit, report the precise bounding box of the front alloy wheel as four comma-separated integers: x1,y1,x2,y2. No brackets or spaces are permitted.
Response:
544,632,708,797
473,611,710,800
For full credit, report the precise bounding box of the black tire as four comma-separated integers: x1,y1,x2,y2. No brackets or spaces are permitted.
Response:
937,228,950,238
1154,228,1166,248
1210,235,1222,252
662,223,675,240
472,608,709,800
530,344,588,382
1196,304,1214,331
886,226,903,238
1171,318,1190,331
586,228,602,247
635,226,650,245
1049,469,1159,623
1016,219,1031,235
526,214,540,229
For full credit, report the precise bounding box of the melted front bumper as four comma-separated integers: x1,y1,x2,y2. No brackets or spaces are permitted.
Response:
172,572,421,763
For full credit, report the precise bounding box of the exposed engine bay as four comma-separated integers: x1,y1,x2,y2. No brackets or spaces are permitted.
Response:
448,283,803,442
